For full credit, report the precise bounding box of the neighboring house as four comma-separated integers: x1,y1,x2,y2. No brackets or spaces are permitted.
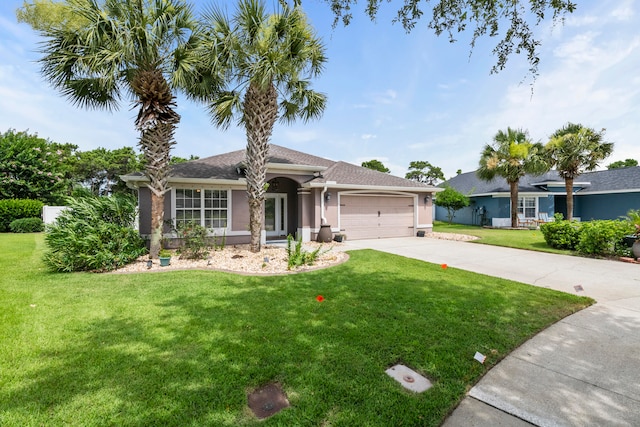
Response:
122,145,439,244
436,167,640,226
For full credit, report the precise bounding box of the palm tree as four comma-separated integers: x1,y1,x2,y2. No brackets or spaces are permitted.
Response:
22,0,200,258
477,127,548,228
546,123,613,221
187,0,327,253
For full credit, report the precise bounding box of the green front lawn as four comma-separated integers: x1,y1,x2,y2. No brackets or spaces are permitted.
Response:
1,233,591,426
434,221,573,254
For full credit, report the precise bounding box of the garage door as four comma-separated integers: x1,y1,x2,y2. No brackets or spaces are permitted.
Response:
340,195,415,240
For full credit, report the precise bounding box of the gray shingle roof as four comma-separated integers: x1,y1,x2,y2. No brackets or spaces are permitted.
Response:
316,161,433,188
169,144,336,180
167,144,435,190
445,167,640,195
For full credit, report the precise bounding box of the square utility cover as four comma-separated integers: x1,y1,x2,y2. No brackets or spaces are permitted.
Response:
385,364,432,393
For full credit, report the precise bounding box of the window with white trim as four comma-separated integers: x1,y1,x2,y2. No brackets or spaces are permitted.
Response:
175,189,228,229
517,196,536,218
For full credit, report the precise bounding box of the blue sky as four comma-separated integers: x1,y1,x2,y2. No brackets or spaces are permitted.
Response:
1,0,638,179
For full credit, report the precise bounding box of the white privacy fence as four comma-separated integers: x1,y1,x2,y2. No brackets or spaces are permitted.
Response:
42,206,67,225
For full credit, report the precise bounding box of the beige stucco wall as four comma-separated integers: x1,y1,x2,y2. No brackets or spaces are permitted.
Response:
137,179,435,244
417,192,434,227
231,190,249,232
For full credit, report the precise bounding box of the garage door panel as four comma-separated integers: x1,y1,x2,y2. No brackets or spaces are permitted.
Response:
340,195,414,240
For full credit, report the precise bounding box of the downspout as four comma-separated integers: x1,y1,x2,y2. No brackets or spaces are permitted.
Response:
320,185,328,224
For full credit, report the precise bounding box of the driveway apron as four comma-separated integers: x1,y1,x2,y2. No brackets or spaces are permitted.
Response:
343,237,640,427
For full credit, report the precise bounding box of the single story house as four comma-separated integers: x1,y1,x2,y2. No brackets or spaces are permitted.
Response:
122,144,439,244
436,166,640,226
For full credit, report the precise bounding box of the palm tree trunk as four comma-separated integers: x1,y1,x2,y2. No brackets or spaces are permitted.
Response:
565,177,574,221
244,82,278,253
132,69,179,258
510,181,519,228
139,122,175,258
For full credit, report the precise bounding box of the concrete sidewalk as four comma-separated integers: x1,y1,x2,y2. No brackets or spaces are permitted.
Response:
343,237,640,426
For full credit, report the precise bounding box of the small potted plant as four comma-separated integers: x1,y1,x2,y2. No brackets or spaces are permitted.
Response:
158,249,172,267
624,210,640,259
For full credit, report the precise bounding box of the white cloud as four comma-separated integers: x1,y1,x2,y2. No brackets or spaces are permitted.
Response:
611,0,634,21
361,134,377,140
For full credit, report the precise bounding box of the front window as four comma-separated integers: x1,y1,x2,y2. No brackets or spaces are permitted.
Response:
517,196,536,218
175,189,228,229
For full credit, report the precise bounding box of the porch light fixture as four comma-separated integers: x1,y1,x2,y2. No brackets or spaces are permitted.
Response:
325,192,332,202
424,195,430,204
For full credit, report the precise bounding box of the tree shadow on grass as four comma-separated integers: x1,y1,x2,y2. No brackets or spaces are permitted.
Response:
0,250,591,426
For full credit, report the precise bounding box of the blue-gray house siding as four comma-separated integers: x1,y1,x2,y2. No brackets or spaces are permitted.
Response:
575,192,640,220
438,167,640,225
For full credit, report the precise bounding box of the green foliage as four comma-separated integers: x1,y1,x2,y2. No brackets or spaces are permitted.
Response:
9,217,44,233
361,159,390,173
575,220,634,257
541,215,633,256
540,214,582,250
286,234,323,270
170,155,200,165
213,230,226,251
546,123,613,221
434,186,470,224
175,222,211,260
477,127,548,227
159,249,172,258
608,158,638,169
16,0,86,32
0,199,44,232
0,129,76,204
72,147,143,196
547,123,613,179
624,209,640,233
191,0,327,252
405,160,445,185
43,195,146,272
20,0,200,259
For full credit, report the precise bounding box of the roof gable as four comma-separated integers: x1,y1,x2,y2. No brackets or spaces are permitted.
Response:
167,144,436,190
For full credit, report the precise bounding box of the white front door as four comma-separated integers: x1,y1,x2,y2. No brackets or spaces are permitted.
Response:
265,194,287,237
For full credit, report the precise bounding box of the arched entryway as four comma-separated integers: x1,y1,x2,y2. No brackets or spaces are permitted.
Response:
265,177,298,241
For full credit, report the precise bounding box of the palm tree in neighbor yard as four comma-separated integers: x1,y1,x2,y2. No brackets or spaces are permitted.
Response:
187,0,327,252
477,127,548,228
21,0,200,258
546,123,613,221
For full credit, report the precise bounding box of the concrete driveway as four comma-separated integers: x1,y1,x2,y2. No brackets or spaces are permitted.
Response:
343,237,640,426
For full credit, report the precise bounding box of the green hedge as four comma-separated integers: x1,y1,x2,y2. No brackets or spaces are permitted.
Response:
0,199,44,232
9,217,44,233
541,214,634,257
540,214,582,250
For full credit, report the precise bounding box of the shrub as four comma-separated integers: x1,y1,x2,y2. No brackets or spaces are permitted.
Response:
175,222,210,260
43,195,146,272
575,220,634,256
434,186,470,224
0,199,44,232
286,234,324,270
9,217,44,233
540,214,581,250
